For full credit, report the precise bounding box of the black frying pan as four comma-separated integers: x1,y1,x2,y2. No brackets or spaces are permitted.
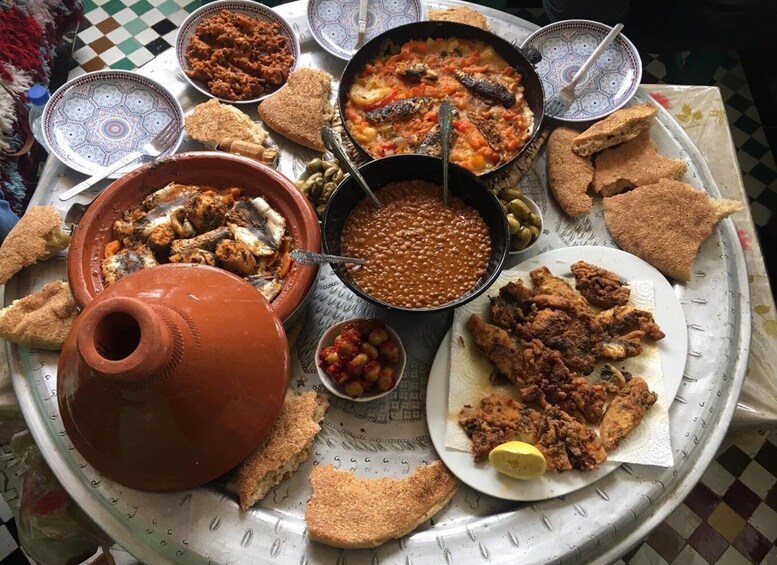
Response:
337,20,546,178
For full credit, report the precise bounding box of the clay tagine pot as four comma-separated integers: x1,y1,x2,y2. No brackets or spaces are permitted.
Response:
58,263,289,491
67,151,321,326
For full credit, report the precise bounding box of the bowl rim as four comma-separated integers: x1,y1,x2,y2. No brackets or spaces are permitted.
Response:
507,193,543,255
322,154,510,313
521,19,642,124
336,20,546,178
66,151,321,324
175,0,300,104
315,318,406,402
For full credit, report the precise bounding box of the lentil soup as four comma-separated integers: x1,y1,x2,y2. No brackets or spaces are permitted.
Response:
341,180,491,308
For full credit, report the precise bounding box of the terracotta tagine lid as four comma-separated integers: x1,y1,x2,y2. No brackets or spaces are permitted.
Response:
57,263,289,491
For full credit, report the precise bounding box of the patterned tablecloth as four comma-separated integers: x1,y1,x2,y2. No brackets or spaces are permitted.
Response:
640,85,777,428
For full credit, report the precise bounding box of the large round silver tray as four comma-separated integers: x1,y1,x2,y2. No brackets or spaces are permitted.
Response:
8,1,750,563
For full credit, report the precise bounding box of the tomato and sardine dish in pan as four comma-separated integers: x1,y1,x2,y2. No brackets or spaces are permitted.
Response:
102,183,292,302
344,38,534,175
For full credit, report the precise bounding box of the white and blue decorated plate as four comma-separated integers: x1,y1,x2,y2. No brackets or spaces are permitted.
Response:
307,0,424,61
42,70,184,178
523,19,642,123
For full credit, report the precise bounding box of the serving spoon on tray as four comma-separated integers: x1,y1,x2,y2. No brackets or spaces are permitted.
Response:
321,126,382,208
290,248,365,266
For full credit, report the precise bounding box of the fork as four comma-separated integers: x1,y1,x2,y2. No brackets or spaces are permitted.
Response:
59,120,181,201
544,23,624,118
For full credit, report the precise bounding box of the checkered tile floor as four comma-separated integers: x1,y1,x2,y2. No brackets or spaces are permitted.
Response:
3,1,774,564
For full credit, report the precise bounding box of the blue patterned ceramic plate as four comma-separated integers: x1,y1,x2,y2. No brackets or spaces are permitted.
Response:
42,71,184,178
307,0,424,60
523,20,641,122
176,0,299,104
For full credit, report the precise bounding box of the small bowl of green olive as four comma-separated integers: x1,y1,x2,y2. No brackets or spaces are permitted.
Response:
496,187,543,254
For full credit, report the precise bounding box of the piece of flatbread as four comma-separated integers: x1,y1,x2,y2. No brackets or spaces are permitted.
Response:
185,98,268,148
547,127,594,217
592,131,688,196
0,206,70,285
603,178,744,281
237,391,329,511
258,68,333,151
429,6,489,30
572,103,658,156
0,281,77,350
305,461,458,549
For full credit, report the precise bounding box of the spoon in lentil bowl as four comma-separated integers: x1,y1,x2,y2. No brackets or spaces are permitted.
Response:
290,248,365,266
321,126,382,208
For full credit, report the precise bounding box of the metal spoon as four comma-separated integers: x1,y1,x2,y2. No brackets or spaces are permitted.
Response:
439,99,453,206
321,126,381,208
290,248,365,266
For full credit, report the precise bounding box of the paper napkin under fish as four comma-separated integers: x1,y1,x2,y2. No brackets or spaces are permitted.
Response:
445,270,673,468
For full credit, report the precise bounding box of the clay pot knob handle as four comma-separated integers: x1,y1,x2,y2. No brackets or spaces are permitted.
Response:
76,296,173,383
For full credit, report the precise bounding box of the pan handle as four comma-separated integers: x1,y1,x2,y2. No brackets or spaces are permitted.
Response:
519,45,542,65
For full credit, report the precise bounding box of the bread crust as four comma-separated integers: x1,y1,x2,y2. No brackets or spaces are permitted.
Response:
185,99,268,148
305,461,459,548
603,178,740,281
572,103,658,157
0,206,70,285
0,281,77,350
237,391,329,510
592,131,687,196
547,127,594,217
429,7,489,30
258,68,333,151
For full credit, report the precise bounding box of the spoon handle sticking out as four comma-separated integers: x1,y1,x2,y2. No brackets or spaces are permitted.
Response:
439,99,453,206
321,126,382,208
290,248,365,266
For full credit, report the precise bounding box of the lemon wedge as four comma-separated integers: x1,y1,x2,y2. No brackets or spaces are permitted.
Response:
488,441,547,480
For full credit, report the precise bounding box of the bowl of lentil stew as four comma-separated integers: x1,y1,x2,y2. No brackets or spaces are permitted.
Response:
322,154,509,312
176,0,299,104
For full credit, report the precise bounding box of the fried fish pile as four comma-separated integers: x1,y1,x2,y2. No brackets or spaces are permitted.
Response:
459,261,661,472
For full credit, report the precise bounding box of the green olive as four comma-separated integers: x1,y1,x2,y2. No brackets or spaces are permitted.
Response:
499,187,524,201
512,226,532,250
321,182,337,201
333,169,345,183
306,158,324,174
294,179,306,189
528,212,542,227
315,203,327,217
528,224,541,240
507,214,521,235
508,198,531,220
324,166,339,181
306,171,324,185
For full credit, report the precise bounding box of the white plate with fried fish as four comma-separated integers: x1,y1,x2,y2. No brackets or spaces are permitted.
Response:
425,245,688,501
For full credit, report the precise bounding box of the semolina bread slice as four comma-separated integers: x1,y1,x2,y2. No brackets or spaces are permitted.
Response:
185,98,268,148
603,179,744,281
546,127,594,217
237,391,329,511
572,102,658,156
429,6,489,30
259,68,333,151
0,206,70,285
305,461,459,548
592,131,688,196
0,281,78,350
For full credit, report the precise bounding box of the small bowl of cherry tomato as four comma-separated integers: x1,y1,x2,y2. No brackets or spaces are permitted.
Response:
316,318,406,401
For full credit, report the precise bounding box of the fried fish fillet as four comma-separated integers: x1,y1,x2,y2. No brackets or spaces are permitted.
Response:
467,313,527,384
570,261,630,309
534,406,608,472
0,206,70,285
597,305,665,341
530,266,590,313
603,178,744,281
459,394,541,461
599,376,657,451
237,391,329,510
305,461,458,548
528,307,602,375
